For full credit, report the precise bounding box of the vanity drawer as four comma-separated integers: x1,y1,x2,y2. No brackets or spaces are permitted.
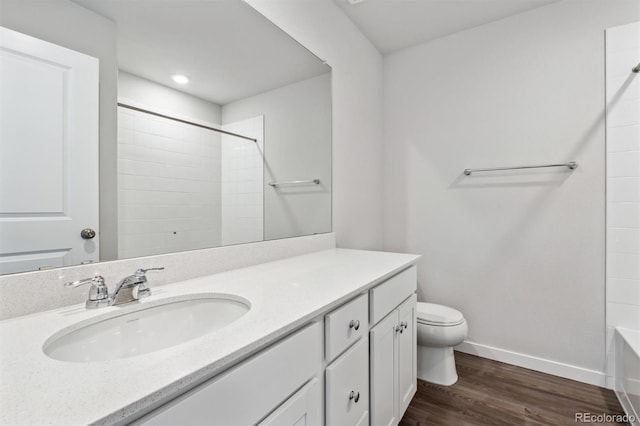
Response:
369,266,417,326
325,293,368,362
136,322,322,426
325,337,369,426
259,377,322,425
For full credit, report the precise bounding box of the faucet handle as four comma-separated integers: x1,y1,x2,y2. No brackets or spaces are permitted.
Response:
134,267,164,299
64,275,104,288
135,267,165,276
64,275,110,309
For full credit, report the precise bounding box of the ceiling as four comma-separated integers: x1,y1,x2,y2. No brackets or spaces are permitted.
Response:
334,0,559,54
73,0,329,105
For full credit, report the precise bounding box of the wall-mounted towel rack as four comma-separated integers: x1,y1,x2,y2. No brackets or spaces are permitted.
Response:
463,161,578,176
268,179,320,187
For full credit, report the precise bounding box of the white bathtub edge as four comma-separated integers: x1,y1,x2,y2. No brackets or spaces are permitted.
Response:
615,327,640,426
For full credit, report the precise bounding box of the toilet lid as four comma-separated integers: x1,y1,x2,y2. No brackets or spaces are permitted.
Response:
416,302,464,326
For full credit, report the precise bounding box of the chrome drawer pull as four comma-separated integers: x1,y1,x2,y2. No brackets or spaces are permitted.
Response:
349,319,360,331
349,390,360,403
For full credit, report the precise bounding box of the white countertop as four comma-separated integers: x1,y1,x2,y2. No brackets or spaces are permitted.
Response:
0,248,419,425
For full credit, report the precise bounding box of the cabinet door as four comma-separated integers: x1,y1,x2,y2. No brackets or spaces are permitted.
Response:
136,322,322,425
397,294,417,418
325,337,369,426
259,377,322,426
369,310,399,426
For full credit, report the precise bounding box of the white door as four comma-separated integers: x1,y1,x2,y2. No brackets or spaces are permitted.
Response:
0,27,99,274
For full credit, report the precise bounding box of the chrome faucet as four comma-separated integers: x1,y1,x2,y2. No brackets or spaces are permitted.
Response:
65,267,164,309
64,275,110,309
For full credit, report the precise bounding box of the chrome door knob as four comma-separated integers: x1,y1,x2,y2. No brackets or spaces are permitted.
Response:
80,228,96,239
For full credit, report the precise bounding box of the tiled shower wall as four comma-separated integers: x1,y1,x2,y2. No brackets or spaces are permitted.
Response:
605,21,640,386
117,106,222,259
221,116,264,246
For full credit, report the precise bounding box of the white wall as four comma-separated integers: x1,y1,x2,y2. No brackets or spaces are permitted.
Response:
247,0,384,250
221,117,265,246
383,0,639,385
605,21,640,388
0,0,119,260
222,74,331,241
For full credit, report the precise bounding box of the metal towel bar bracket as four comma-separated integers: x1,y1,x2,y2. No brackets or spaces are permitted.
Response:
268,179,320,187
463,162,578,176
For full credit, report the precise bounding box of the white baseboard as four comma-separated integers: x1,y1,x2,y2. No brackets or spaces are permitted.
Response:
456,340,606,387
606,375,615,390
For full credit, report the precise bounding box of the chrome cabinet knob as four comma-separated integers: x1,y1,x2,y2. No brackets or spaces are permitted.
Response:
395,321,408,334
80,228,96,239
349,319,360,331
349,390,360,403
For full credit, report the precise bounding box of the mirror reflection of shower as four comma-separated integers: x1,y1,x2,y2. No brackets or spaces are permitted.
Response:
117,72,264,259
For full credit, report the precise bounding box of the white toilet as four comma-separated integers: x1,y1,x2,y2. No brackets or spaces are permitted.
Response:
416,302,468,386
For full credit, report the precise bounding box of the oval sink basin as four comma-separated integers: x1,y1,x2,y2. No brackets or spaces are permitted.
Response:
43,295,250,362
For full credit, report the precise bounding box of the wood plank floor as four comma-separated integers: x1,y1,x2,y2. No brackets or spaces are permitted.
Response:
400,352,628,426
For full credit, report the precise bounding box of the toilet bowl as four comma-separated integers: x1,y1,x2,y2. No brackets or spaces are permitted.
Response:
416,302,467,386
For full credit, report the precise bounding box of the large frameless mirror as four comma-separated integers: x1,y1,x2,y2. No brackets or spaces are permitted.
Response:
0,0,332,275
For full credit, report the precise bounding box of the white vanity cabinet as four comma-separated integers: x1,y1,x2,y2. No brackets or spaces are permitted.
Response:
0,249,422,426
369,267,418,426
135,265,417,426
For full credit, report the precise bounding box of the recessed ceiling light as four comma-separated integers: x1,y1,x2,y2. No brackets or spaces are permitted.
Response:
172,74,189,84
